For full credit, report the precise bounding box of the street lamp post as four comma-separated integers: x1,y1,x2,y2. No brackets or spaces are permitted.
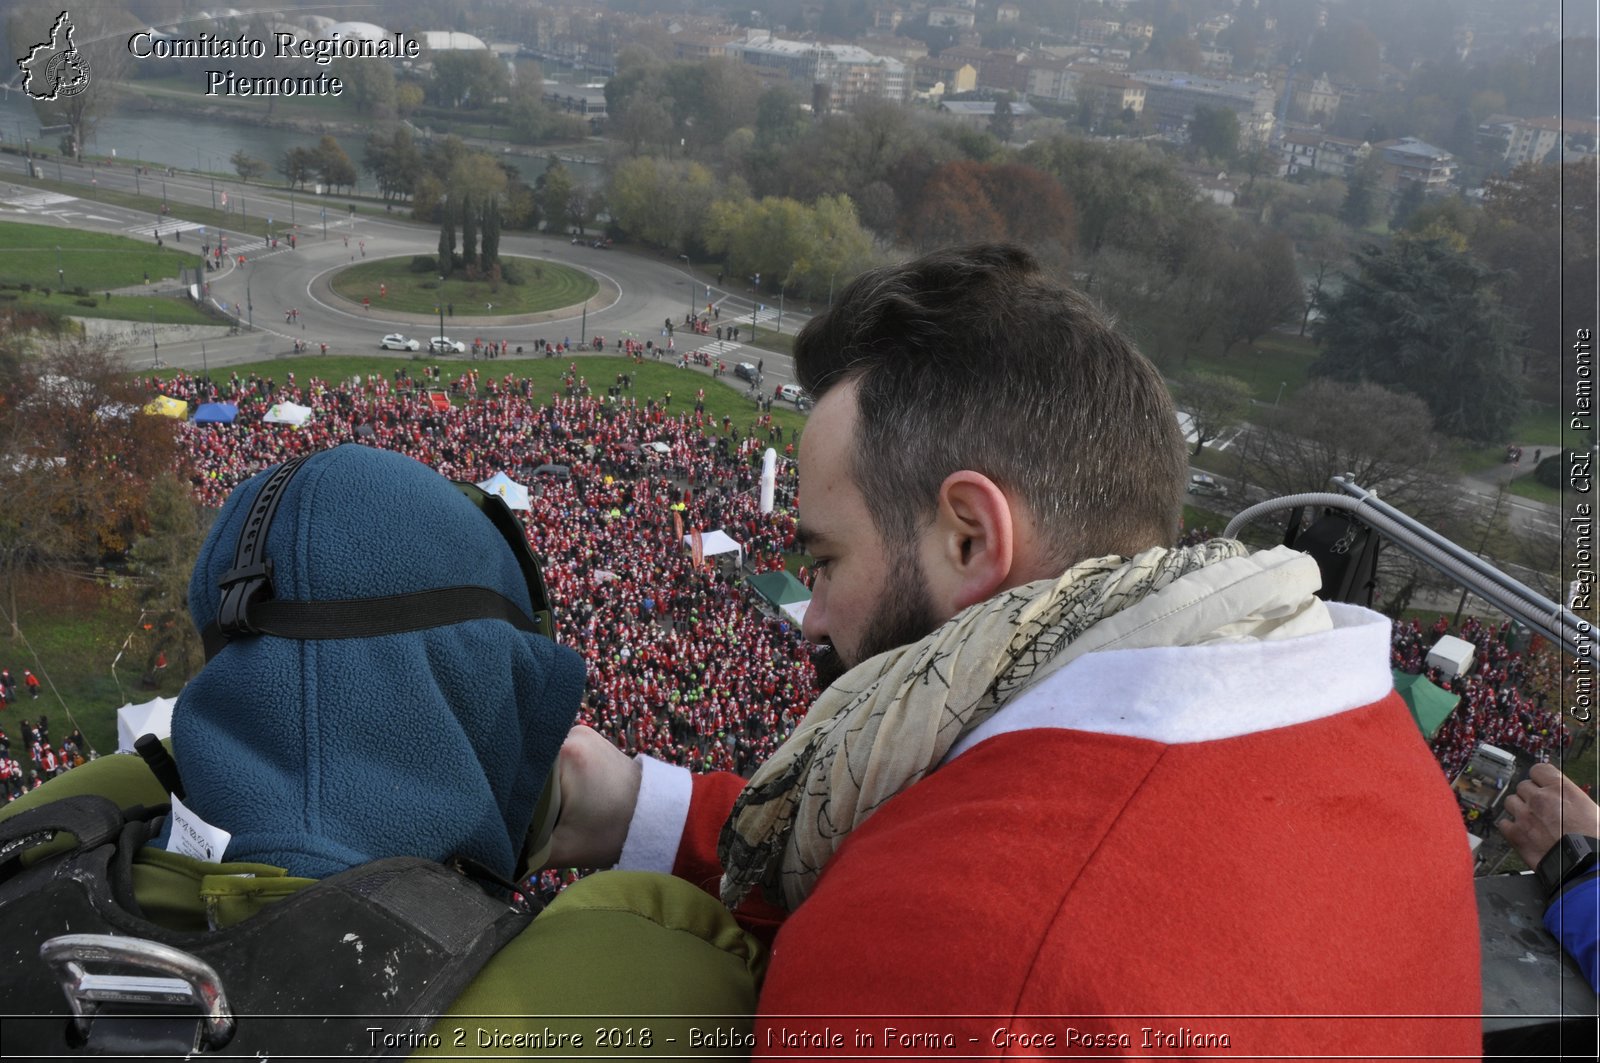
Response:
210,176,217,212
1275,381,1286,406
55,245,62,291
246,268,253,330
438,275,446,345
679,254,693,320
148,304,161,369
777,261,797,335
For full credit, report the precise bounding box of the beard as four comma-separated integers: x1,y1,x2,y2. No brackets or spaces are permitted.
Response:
810,551,942,693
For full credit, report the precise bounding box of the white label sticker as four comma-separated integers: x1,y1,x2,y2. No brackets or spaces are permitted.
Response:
166,794,233,864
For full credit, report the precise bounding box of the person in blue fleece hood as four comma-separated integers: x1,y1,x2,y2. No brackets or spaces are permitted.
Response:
172,444,586,882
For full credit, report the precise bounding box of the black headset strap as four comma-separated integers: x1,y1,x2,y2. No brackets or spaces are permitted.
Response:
206,454,555,661
201,586,544,661
215,454,311,639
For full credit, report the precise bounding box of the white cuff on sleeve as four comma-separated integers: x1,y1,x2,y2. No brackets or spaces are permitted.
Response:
616,754,693,873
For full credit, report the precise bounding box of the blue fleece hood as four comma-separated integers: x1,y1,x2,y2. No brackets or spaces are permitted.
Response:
170,445,585,881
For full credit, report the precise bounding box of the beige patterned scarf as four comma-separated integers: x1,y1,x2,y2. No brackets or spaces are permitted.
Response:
718,538,1322,911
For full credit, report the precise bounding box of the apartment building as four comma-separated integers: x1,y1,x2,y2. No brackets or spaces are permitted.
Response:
915,55,979,94
1478,114,1600,166
725,35,909,108
1133,69,1277,145
1374,137,1458,193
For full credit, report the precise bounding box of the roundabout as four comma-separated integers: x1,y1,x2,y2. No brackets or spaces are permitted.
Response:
327,255,599,319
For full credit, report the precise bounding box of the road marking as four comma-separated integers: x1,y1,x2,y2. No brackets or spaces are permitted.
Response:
0,190,76,208
690,339,745,358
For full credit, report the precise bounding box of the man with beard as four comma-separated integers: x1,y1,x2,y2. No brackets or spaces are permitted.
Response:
550,244,1481,1056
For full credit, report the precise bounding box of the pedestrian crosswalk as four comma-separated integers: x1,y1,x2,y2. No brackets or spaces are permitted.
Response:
736,305,781,325
690,339,745,359
117,217,290,262
135,218,204,241
1176,411,1243,452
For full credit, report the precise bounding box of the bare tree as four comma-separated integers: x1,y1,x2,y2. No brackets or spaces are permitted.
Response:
1228,380,1465,614
1233,380,1454,523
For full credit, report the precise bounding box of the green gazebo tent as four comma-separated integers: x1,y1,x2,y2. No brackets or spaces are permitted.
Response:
1392,669,1461,740
746,570,811,627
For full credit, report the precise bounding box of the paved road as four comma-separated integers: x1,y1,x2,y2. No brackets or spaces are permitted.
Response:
0,151,815,391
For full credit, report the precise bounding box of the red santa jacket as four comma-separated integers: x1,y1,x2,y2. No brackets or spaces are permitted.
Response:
622,603,1482,1059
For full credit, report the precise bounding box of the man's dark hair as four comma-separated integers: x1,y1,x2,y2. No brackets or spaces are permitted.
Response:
794,243,1186,567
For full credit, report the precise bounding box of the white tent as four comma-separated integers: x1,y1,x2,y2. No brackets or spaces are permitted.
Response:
116,695,178,753
780,597,809,629
477,471,532,512
1427,635,1476,679
683,529,743,569
262,401,314,427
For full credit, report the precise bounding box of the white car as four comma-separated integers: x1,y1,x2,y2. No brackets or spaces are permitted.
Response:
778,383,809,406
429,336,466,355
379,333,420,352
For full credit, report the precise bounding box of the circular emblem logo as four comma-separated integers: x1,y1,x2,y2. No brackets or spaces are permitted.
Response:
45,50,90,98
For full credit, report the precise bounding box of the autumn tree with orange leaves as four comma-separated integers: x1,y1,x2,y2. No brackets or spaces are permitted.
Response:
0,331,177,638
904,161,1076,272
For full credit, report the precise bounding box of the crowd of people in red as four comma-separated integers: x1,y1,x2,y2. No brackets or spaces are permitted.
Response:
152,367,814,787
1392,615,1569,778
1,716,88,801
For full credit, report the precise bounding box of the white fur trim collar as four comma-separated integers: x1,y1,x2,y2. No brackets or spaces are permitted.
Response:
946,602,1394,756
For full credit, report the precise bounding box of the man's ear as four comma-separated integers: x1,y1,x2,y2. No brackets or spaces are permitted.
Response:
926,471,1016,613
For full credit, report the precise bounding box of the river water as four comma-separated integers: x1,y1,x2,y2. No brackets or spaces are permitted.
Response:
0,89,603,191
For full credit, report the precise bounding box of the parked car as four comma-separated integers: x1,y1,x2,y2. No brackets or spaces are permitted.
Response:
429,336,466,355
778,383,809,406
1188,472,1228,498
734,362,759,383
379,333,420,352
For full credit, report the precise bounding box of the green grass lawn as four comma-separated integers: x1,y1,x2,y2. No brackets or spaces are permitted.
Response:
1508,475,1561,506
1182,503,1231,534
0,220,201,291
0,288,217,325
328,257,598,316
0,569,182,759
1178,333,1319,404
1188,445,1242,478
1512,403,1564,445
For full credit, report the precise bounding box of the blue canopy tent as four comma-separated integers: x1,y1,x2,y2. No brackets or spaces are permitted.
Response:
192,403,238,425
